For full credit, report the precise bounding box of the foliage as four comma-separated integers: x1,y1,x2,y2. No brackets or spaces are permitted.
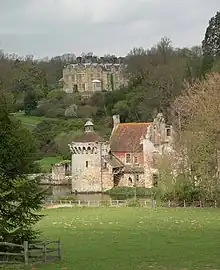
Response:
202,11,220,57
0,103,46,244
33,118,84,157
24,91,38,115
106,187,153,199
171,73,220,201
54,130,83,160
64,104,78,117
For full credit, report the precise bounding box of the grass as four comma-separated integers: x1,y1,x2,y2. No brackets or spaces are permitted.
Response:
12,112,52,129
4,207,220,270
36,156,65,172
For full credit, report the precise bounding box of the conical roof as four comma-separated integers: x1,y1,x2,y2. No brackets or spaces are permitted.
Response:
73,119,104,143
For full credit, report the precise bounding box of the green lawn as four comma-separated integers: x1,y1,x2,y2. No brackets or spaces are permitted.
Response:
6,207,220,270
36,156,65,172
13,112,51,129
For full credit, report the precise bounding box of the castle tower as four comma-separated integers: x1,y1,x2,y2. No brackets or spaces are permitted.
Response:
68,120,109,192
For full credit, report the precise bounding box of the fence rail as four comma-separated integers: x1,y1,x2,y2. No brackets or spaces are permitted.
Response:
43,199,220,208
0,239,61,265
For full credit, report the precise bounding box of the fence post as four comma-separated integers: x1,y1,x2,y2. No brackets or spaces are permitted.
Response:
43,242,47,263
168,200,171,207
183,200,186,208
199,201,202,208
58,239,61,260
24,241,29,266
215,200,217,208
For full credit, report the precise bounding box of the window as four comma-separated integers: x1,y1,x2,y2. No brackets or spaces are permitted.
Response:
104,162,107,169
73,84,78,92
153,174,158,187
86,161,89,168
128,177,132,183
166,128,171,137
125,153,131,164
82,83,85,91
134,156,138,164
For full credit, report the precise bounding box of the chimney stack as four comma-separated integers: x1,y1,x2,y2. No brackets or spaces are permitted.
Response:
113,115,120,128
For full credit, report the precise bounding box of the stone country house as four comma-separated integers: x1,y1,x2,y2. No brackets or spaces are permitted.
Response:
60,63,128,96
68,114,173,192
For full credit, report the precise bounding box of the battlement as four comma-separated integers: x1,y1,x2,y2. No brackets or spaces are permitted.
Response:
69,141,110,155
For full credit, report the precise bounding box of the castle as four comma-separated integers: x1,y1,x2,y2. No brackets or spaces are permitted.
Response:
68,114,173,192
60,63,128,96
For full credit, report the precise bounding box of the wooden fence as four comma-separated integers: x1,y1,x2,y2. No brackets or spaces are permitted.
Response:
43,199,220,208
0,239,61,265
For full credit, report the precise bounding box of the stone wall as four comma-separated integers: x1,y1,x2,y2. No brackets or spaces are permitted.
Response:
71,142,109,192
62,63,127,94
102,168,114,191
27,173,71,185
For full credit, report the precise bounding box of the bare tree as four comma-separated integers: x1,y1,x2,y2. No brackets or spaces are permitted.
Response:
171,73,220,197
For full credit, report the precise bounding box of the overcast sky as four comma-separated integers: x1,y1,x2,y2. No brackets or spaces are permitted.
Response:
0,0,219,58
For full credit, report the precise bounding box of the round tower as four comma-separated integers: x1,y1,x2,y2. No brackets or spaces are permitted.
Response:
69,120,108,192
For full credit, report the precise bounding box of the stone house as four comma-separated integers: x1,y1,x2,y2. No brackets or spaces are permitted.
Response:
69,114,173,193
60,63,128,95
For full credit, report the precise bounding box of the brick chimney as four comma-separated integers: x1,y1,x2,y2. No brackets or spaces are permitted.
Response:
112,115,120,128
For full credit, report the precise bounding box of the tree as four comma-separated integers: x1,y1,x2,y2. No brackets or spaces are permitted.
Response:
202,11,220,57
0,96,45,244
171,73,220,200
24,91,38,115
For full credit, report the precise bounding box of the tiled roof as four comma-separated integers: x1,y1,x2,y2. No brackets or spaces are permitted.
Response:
110,122,152,152
73,131,104,143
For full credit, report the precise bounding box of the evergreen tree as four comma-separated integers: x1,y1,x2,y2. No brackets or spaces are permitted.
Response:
202,11,220,56
24,91,38,115
0,95,45,244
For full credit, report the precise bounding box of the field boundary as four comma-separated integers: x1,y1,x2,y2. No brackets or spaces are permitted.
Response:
0,239,61,266
43,199,220,208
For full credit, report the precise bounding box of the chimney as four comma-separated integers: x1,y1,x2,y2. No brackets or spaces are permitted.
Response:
113,115,120,128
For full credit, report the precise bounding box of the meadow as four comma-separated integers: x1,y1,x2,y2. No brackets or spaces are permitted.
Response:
4,207,220,270
13,112,48,129
36,156,65,172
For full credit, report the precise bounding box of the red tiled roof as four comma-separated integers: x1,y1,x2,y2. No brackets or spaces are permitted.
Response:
74,131,104,143
110,122,152,152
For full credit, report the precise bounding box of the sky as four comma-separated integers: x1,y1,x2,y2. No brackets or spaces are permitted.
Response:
0,0,219,58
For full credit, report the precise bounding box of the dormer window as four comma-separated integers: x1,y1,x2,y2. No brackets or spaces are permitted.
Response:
125,153,131,164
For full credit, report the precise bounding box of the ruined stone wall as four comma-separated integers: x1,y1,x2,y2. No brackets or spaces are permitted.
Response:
102,169,114,191
119,173,146,188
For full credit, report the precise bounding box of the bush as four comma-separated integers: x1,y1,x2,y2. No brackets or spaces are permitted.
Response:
45,107,65,118
65,104,78,117
106,187,153,199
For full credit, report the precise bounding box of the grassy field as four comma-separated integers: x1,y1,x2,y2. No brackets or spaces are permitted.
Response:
12,112,50,129
4,207,220,270
36,156,65,172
